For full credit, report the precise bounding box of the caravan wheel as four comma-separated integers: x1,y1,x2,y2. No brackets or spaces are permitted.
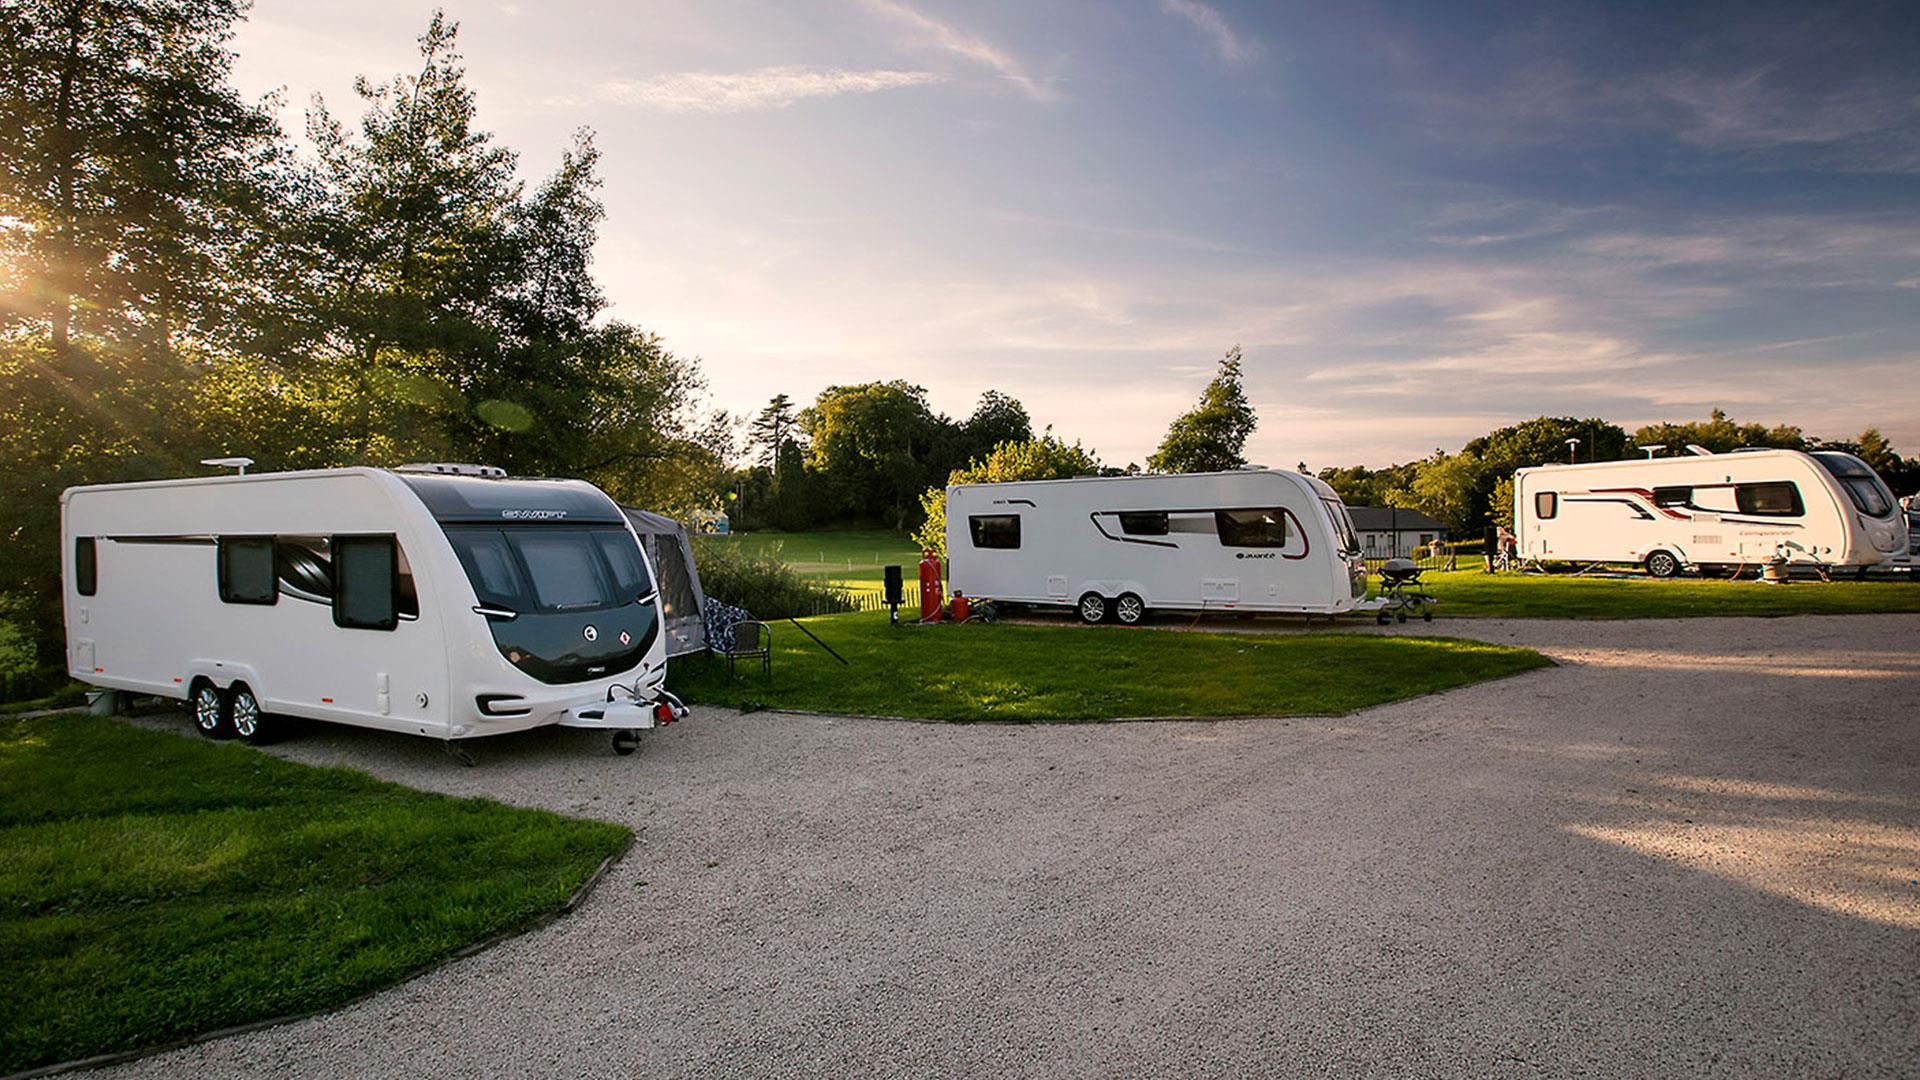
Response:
1114,593,1146,625
1645,550,1681,579
191,682,231,740
229,684,275,745
1077,592,1110,624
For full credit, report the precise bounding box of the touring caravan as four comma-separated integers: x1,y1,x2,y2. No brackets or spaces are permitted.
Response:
1512,449,1906,577
61,465,687,754
944,469,1370,623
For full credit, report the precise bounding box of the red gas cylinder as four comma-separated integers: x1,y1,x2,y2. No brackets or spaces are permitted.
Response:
950,591,970,623
918,549,944,623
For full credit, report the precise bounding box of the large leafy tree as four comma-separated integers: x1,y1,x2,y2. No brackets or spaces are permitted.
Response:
1148,346,1257,473
914,434,1103,554
800,380,940,529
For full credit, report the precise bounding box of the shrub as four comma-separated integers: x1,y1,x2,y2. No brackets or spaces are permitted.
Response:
689,537,857,620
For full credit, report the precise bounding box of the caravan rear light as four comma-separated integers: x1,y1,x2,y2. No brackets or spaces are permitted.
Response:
653,701,674,725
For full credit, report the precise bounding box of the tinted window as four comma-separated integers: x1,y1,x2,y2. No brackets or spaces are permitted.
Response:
218,537,277,605
1812,452,1894,517
451,530,529,609
1321,500,1359,555
1117,512,1169,536
592,530,654,599
334,536,397,630
1735,482,1804,517
1652,486,1691,508
969,515,1021,549
75,537,96,596
518,533,615,610
1216,509,1288,547
1535,491,1558,519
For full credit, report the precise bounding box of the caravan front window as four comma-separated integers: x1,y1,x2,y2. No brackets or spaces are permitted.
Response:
446,526,651,614
1812,452,1895,517
1320,500,1360,555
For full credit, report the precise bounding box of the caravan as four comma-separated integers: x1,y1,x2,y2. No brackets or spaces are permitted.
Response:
944,468,1370,623
61,465,687,754
1512,448,1905,576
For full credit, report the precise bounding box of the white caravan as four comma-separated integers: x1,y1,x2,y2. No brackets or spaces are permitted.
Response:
944,469,1370,623
61,465,687,753
1512,449,1906,577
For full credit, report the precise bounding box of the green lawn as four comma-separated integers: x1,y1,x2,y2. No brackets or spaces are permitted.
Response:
1398,569,1920,619
668,611,1550,721
0,714,629,1075
724,529,921,586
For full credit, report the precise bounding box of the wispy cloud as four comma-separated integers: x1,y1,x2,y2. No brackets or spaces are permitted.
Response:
1158,0,1261,64
858,0,1055,102
586,66,943,113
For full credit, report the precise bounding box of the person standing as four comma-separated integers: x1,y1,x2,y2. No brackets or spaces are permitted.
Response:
1483,524,1498,573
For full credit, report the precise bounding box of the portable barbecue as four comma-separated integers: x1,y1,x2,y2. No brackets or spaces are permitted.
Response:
1374,558,1436,624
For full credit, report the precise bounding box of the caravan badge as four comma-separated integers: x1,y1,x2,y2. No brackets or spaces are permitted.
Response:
501,508,568,520
583,625,599,642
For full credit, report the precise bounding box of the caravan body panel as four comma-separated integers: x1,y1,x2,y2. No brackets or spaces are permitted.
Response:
1513,450,1903,569
945,470,1368,615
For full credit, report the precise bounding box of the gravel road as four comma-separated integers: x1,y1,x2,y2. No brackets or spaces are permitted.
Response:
94,614,1920,1078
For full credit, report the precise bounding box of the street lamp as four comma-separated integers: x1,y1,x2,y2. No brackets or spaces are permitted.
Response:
1639,444,1665,460
1564,437,1580,464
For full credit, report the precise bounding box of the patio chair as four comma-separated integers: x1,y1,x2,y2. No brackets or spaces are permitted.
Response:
717,619,772,680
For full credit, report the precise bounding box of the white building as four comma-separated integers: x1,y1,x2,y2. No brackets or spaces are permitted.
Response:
1347,506,1448,559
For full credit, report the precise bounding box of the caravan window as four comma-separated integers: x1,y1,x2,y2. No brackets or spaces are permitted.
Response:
1215,509,1287,547
1535,492,1558,519
445,525,646,614
333,535,398,630
1735,482,1803,517
1117,512,1169,536
1652,486,1691,508
969,515,1021,549
218,537,277,605
75,537,96,596
591,530,653,600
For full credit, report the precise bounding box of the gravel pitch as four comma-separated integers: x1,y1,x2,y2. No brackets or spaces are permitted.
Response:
92,614,1920,1079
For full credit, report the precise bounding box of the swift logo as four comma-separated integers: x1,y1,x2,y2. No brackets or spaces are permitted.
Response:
501,509,568,520
582,625,598,642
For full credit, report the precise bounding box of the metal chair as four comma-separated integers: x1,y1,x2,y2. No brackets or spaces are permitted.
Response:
717,619,772,679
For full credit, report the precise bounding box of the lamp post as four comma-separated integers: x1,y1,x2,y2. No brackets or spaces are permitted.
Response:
1565,437,1580,464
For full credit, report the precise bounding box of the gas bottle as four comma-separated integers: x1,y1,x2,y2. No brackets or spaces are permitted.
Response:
918,549,944,622
950,591,970,623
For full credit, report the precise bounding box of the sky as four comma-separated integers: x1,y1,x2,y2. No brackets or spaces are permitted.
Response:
227,0,1920,469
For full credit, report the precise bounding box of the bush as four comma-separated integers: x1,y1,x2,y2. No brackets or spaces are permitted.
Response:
690,537,857,620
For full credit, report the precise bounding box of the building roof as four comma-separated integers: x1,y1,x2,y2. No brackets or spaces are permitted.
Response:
1346,506,1448,532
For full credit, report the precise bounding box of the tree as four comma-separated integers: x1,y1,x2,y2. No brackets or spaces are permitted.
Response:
960,390,1032,459
1383,450,1485,533
747,393,799,471
0,0,287,358
1631,410,1807,456
913,434,1103,554
1148,345,1257,473
800,380,940,529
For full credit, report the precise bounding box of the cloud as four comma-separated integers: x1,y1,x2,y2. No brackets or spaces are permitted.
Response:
586,66,943,113
857,0,1055,102
1158,0,1261,64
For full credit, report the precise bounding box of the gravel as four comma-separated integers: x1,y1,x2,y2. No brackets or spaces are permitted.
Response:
92,614,1920,1079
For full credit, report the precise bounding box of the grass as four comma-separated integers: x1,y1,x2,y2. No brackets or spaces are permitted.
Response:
1399,568,1920,619
668,611,1550,722
0,680,86,714
725,529,921,586
0,714,630,1075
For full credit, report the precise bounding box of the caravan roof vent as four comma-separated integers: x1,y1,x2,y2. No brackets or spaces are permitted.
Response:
1685,444,1714,457
1238,463,1268,471
395,462,507,478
